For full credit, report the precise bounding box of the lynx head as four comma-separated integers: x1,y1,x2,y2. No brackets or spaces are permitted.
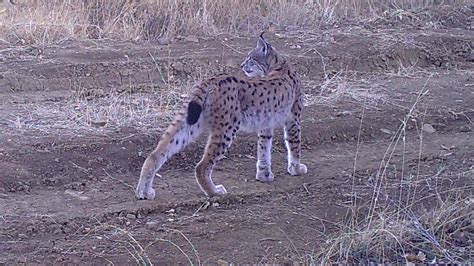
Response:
241,33,283,78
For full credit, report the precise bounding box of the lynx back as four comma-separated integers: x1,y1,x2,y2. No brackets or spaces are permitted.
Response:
136,34,307,200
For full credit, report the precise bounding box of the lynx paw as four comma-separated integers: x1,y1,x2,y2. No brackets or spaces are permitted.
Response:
288,163,307,176
135,187,156,200
256,170,274,182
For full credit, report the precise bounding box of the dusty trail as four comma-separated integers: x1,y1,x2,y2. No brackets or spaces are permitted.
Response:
0,15,473,264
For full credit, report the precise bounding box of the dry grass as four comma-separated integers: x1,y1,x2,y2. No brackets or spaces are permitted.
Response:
0,0,469,45
8,83,188,136
5,72,384,137
315,77,474,264
60,219,201,265
317,195,472,263
304,71,388,108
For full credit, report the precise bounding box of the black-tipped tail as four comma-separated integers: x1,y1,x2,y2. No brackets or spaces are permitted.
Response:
187,100,202,125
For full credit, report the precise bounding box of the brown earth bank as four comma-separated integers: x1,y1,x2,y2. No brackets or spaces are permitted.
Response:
0,6,473,264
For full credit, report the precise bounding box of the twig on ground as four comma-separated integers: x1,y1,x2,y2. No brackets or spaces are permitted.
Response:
278,227,302,260
103,169,135,191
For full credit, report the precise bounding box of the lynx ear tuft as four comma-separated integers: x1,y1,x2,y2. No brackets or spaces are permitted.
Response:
256,32,271,55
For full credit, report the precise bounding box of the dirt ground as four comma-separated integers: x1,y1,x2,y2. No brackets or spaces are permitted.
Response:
1,6,473,264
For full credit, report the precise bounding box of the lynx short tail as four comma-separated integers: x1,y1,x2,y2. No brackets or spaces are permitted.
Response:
187,100,202,125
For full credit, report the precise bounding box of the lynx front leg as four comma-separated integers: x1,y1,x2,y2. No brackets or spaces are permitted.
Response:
256,128,274,182
284,118,307,176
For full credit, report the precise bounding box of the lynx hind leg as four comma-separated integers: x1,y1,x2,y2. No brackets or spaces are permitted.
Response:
136,120,201,200
136,151,161,200
256,128,274,182
195,123,239,197
284,117,307,176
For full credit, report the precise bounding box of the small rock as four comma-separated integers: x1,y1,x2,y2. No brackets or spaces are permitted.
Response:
195,216,205,222
18,234,27,239
422,124,436,134
322,33,335,43
146,221,158,228
275,33,286,39
459,125,471,132
64,189,89,201
217,259,229,266
430,123,447,129
157,37,172,45
184,35,199,43
172,62,185,72
90,121,107,128
126,213,136,219
336,111,352,117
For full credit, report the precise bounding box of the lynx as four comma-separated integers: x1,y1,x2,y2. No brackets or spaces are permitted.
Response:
135,33,307,200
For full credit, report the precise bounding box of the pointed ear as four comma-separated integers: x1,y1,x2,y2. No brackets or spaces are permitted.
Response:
256,32,271,55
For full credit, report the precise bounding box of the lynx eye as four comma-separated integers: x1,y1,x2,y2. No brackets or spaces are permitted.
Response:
241,57,250,67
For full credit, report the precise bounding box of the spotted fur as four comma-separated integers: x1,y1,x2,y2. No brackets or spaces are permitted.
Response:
135,33,307,199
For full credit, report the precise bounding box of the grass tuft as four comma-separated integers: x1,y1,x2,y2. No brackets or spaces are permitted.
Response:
315,76,473,264
0,0,470,45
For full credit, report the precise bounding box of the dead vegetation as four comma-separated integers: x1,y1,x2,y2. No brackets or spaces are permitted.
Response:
0,0,470,45
60,221,200,265
315,79,473,264
316,195,472,264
